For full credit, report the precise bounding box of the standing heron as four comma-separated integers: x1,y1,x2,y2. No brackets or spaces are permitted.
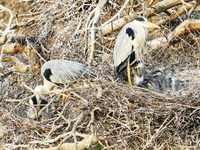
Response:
114,17,160,85
29,60,95,120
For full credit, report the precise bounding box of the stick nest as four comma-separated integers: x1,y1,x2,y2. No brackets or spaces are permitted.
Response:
1,0,200,149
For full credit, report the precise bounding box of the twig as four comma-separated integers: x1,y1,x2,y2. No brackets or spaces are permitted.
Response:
88,0,108,64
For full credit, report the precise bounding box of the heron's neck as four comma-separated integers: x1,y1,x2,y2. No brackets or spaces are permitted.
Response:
30,85,47,105
43,79,55,91
34,85,47,93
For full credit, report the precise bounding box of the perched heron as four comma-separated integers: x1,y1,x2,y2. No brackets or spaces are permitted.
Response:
141,70,186,94
114,17,160,85
29,60,95,120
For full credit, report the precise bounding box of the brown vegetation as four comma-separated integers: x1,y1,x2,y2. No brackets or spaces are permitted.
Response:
1,0,200,149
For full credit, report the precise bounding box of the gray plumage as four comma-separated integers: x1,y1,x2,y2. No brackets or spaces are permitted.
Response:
141,70,186,94
167,77,186,93
29,59,94,120
41,60,95,90
141,70,167,93
131,61,145,85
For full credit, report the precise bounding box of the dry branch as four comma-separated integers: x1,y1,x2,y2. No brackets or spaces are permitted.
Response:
30,110,104,150
0,43,21,54
100,0,139,35
168,19,200,45
37,135,100,150
145,0,193,18
0,5,15,45
101,12,138,35
149,0,197,32
101,0,193,36
88,0,108,64
1,56,30,72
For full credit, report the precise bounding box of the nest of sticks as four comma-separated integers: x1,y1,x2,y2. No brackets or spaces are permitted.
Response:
0,0,200,149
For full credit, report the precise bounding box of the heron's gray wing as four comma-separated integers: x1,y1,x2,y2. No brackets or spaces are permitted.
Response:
41,60,90,85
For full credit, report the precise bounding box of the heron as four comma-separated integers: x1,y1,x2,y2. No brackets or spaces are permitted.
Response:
114,17,160,85
29,60,95,120
131,61,145,85
141,70,167,93
141,70,186,94
167,77,186,93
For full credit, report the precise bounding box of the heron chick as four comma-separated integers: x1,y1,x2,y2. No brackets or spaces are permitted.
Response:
141,70,167,93
141,70,186,94
114,17,160,85
30,60,95,120
131,61,145,85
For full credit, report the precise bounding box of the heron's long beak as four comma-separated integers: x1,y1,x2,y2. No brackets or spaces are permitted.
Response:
142,22,160,28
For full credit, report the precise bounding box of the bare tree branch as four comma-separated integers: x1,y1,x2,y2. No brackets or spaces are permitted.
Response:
88,0,108,64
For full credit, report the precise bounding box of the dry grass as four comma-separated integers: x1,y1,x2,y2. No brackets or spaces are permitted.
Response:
0,0,200,149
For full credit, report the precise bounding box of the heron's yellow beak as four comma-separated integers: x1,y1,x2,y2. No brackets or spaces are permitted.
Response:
142,22,160,28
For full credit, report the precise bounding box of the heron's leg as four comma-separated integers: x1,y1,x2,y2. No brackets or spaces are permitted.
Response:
62,93,65,104
127,60,132,85
35,108,39,121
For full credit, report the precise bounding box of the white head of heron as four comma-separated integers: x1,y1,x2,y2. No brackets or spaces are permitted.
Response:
132,17,160,28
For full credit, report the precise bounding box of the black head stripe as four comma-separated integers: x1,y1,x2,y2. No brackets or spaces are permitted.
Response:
43,68,52,82
134,17,146,22
126,28,135,40
31,96,38,105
